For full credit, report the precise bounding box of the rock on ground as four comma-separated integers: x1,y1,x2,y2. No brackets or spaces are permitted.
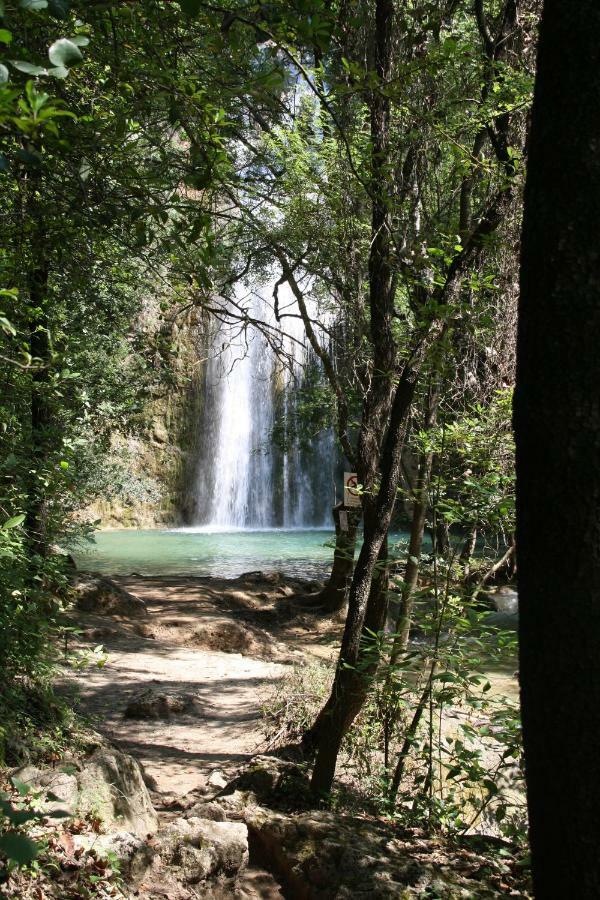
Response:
72,574,149,617
245,808,504,899
13,744,158,837
155,817,249,885
124,688,205,720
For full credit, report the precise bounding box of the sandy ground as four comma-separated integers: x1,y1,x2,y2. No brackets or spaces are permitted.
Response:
59,573,337,800
55,572,337,899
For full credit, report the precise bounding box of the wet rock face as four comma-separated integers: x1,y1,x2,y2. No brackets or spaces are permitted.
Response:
72,574,149,618
13,746,158,837
124,688,204,720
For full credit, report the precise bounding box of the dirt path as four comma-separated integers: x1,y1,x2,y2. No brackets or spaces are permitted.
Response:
60,574,314,801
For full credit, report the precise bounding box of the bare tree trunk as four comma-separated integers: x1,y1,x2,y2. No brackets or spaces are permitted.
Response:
391,448,433,664
430,518,450,558
514,3,600,895
26,261,51,556
24,169,51,557
390,389,438,662
308,535,390,795
317,503,361,613
304,363,418,793
388,676,431,802
459,525,478,580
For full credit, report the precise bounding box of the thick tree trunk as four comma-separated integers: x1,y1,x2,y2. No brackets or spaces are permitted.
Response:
514,4,600,896
317,503,361,613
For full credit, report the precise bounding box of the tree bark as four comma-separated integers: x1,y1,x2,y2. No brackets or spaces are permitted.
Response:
390,389,439,663
24,168,52,557
309,535,390,795
391,449,433,664
303,0,400,796
514,4,600,896
317,503,361,612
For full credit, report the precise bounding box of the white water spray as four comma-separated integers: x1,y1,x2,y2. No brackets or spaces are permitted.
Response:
192,278,334,528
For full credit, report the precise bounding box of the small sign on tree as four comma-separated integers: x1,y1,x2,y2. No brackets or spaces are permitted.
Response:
343,472,361,508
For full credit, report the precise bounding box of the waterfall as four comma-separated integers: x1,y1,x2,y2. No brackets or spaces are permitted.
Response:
191,278,335,529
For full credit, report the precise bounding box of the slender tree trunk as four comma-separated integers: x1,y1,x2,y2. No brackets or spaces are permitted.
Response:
317,503,361,612
303,0,400,796
26,265,51,556
459,525,477,580
514,4,600,896
388,675,431,802
24,170,51,556
391,447,434,664
309,535,390,795
304,363,417,792
430,518,450,558
390,389,439,662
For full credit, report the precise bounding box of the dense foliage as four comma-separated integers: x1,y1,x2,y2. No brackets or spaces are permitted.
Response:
0,0,546,886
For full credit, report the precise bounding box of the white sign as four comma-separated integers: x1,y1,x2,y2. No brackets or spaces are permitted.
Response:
343,472,361,508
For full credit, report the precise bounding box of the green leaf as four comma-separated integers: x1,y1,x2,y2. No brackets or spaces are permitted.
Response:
435,671,459,684
180,0,202,15
0,63,8,83
48,0,70,17
47,65,69,79
0,27,11,43
48,38,83,68
10,60,48,75
19,0,48,9
16,149,42,167
11,779,30,797
2,514,25,530
69,35,89,47
0,831,39,865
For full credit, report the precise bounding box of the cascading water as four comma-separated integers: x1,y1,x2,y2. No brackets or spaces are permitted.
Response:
191,277,335,529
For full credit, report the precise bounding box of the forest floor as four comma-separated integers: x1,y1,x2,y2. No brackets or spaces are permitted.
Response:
43,571,524,899
59,572,338,800
49,572,341,898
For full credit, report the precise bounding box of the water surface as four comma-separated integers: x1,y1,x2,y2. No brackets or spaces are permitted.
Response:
74,528,340,580
74,526,418,580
